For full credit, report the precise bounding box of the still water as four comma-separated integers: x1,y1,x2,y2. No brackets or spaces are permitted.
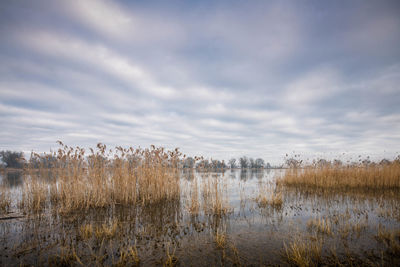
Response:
0,169,399,266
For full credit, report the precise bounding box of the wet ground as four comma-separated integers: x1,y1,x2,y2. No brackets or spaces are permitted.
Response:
0,169,399,266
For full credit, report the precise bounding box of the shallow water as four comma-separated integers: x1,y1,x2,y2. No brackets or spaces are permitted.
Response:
0,169,399,266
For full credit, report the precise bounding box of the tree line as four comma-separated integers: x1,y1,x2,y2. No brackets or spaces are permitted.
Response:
0,150,26,169
182,156,272,170
1,150,273,171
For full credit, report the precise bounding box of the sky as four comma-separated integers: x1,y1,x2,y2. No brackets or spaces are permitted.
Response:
1,0,400,164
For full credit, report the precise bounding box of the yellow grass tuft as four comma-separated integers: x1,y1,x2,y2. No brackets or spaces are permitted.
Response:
256,185,283,209
215,231,227,249
113,245,140,267
307,217,332,236
95,219,119,240
283,238,322,267
79,224,93,240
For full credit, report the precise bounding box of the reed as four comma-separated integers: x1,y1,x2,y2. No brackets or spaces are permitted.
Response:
113,245,140,267
79,224,93,240
278,160,400,190
256,184,283,209
283,238,322,267
307,217,332,236
24,142,182,214
21,174,48,213
188,174,200,215
94,219,119,240
203,174,231,216
164,244,178,267
0,185,11,214
376,226,400,256
215,230,227,249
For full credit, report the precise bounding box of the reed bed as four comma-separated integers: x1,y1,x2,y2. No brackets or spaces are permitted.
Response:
278,160,400,190
0,185,11,214
24,142,182,214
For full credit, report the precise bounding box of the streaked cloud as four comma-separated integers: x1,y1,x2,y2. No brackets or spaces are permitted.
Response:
0,0,400,164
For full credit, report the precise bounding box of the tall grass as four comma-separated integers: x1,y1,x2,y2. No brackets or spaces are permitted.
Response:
278,160,400,190
0,185,11,214
24,142,182,214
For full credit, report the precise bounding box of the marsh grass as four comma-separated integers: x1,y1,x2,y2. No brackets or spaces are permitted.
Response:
283,238,322,267
79,224,93,240
214,230,227,249
256,183,283,209
307,217,332,236
202,174,232,216
375,226,400,256
95,219,119,240
113,245,140,267
278,160,400,190
24,142,182,214
164,244,178,267
188,174,200,215
21,174,48,213
0,184,11,214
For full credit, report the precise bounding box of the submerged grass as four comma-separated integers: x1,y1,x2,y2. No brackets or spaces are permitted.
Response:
307,217,332,236
283,238,322,267
256,188,283,209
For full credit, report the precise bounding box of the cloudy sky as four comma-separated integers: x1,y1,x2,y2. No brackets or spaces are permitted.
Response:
1,0,400,163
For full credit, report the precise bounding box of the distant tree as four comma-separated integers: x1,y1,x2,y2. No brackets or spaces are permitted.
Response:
196,159,210,169
239,156,249,169
285,158,302,168
255,158,265,168
29,153,57,168
333,159,343,166
183,157,195,168
315,159,329,167
228,158,237,168
379,159,391,165
0,150,25,169
249,158,255,168
265,162,271,169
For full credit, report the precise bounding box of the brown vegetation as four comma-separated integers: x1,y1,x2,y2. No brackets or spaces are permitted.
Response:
23,142,182,214
0,185,11,214
278,159,400,190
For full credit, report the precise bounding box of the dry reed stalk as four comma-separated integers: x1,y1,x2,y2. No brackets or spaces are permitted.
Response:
283,238,322,267
0,185,11,214
188,174,200,215
202,174,231,216
79,224,93,240
215,230,227,249
376,226,400,255
21,173,48,213
278,161,400,190
256,184,283,209
307,217,332,236
25,142,182,214
95,219,119,240
113,245,140,267
164,244,178,267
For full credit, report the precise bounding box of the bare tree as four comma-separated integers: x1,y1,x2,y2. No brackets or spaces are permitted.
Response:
239,156,249,169
255,158,265,168
0,150,25,169
228,158,237,168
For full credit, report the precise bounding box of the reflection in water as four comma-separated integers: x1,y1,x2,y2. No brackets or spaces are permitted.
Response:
0,169,399,266
0,171,23,187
